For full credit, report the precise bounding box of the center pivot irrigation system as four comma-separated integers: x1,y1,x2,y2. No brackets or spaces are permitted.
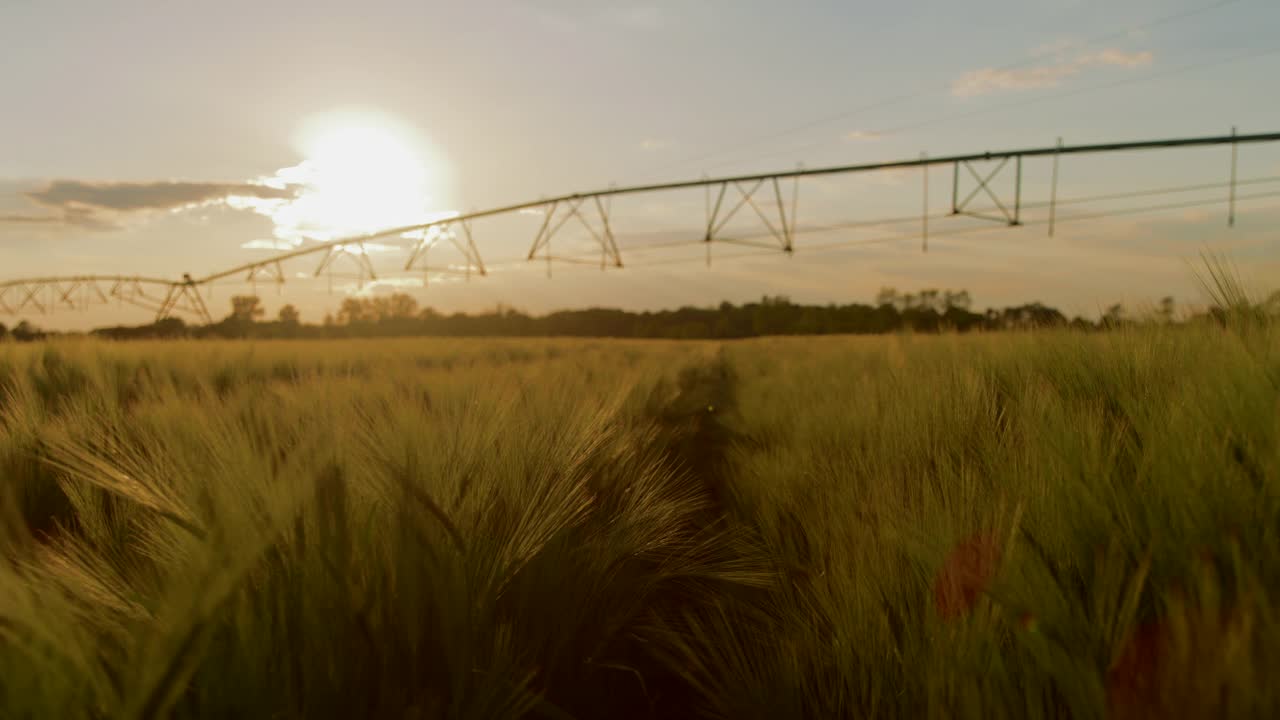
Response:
3,130,1279,326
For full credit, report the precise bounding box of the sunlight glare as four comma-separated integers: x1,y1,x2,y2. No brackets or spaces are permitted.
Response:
244,110,456,246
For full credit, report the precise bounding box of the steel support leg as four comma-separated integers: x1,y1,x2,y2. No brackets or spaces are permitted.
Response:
526,196,623,269
1229,126,1238,228
54,281,80,310
1014,155,1023,226
457,220,485,278
922,152,929,253
951,162,960,214
789,168,800,253
18,283,45,314
702,179,794,252
155,285,178,322
315,245,377,285
1049,137,1062,237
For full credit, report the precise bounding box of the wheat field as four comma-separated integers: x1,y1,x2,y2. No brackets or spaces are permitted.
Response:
1,324,1277,718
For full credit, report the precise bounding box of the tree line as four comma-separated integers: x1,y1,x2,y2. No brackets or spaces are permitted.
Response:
6,286,1266,343
43,288,1205,342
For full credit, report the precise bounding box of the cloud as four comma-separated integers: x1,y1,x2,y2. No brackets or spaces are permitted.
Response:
330,241,402,255
843,130,883,142
0,213,60,224
0,204,121,231
346,276,432,297
952,49,1153,97
1079,49,1153,68
23,179,297,223
240,238,302,250
952,65,1078,96
3,179,300,231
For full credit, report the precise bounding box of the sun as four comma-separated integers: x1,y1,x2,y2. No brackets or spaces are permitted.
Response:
258,110,454,245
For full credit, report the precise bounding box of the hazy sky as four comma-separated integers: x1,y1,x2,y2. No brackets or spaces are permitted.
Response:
2,0,1278,329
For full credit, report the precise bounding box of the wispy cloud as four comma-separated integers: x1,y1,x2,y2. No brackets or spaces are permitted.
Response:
7,179,300,230
1083,49,1154,68
0,213,61,224
26,180,296,212
344,276,440,296
240,239,302,250
843,130,883,142
952,49,1153,97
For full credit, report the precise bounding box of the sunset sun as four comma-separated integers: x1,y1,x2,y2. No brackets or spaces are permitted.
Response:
260,110,453,245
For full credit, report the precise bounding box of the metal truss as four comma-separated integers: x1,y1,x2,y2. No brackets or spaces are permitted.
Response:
405,220,486,283
314,243,378,290
0,276,180,319
950,154,1023,226
109,279,166,315
703,176,798,255
154,275,213,324
0,281,48,315
246,260,287,294
2,130,1277,325
525,195,623,275
183,130,1278,288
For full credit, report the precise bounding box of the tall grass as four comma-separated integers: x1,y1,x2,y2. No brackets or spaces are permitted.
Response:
707,327,1279,718
0,324,1277,718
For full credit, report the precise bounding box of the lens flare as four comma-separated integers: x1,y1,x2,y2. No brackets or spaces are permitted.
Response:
237,109,455,247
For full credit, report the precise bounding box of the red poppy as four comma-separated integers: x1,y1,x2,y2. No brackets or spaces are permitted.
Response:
1106,621,1167,719
932,531,1002,620
1106,606,1243,718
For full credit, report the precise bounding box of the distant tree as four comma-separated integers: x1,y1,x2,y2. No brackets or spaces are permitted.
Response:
1157,296,1175,323
278,304,301,326
1265,290,1280,317
985,303,1066,330
919,289,941,313
1070,316,1095,331
209,295,266,338
332,293,425,327
230,295,265,323
944,290,972,311
1102,303,1126,328
157,317,186,336
92,317,184,340
0,322,7,341
337,298,369,325
386,293,419,320
12,320,41,342
1016,303,1067,328
875,287,899,308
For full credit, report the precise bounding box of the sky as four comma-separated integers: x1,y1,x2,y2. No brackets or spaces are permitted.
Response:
2,0,1279,329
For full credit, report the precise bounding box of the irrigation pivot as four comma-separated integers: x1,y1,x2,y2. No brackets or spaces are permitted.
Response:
3,130,1278,324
